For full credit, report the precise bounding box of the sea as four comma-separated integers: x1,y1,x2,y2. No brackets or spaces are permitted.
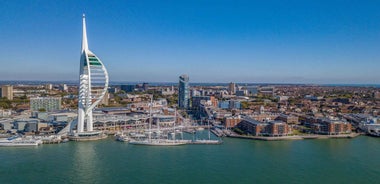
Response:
1,132,380,184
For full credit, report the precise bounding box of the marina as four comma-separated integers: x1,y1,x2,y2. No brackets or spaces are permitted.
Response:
0,1,379,183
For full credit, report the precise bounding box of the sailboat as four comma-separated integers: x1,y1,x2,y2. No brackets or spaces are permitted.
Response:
129,96,187,146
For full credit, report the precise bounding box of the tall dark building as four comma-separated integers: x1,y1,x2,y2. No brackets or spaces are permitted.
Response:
120,85,135,93
178,75,190,109
142,83,149,91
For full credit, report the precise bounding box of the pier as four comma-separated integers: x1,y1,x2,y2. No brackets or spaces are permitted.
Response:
187,140,223,145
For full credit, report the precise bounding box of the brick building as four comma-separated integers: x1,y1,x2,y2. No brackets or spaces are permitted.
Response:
236,118,290,136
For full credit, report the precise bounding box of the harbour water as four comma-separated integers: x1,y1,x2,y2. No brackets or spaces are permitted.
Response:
1,134,380,184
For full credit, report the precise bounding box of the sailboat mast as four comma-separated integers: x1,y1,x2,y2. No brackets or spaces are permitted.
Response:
208,119,211,140
149,95,152,142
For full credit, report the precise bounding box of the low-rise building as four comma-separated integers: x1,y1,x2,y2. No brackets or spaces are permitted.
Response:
0,120,13,131
0,109,12,117
14,119,40,132
218,100,241,110
310,118,352,135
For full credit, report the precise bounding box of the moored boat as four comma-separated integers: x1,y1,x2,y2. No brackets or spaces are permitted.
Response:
68,131,108,141
0,136,43,147
129,139,187,146
115,134,130,142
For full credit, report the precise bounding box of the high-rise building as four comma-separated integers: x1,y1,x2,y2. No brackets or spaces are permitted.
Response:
63,84,68,91
120,85,135,93
77,14,109,133
142,83,149,91
30,97,61,112
45,84,53,90
178,74,190,109
1,85,13,100
228,82,236,95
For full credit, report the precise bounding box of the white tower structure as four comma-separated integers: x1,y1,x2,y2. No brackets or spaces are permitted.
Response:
77,14,109,133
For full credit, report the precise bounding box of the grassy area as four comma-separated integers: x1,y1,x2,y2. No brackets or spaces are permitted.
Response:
233,127,245,135
290,129,305,136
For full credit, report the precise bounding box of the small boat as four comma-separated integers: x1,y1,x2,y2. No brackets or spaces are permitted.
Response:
129,132,147,138
191,139,223,144
359,119,380,137
68,131,107,141
129,139,187,146
196,127,205,131
115,134,130,142
0,136,43,147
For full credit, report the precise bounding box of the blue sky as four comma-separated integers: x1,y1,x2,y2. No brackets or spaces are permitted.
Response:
0,0,379,84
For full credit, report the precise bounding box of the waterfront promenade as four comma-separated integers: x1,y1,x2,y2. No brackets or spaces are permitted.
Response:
227,133,360,141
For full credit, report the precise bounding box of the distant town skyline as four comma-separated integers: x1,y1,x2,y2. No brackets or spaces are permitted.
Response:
0,0,379,84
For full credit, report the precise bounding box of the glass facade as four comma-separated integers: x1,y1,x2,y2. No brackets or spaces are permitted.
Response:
178,75,190,109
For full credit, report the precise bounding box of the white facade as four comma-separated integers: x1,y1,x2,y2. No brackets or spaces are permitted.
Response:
30,97,61,112
0,109,11,117
77,15,109,133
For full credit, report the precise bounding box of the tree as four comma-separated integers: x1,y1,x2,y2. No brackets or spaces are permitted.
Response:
114,96,122,103
0,97,11,109
241,101,249,109
167,94,178,107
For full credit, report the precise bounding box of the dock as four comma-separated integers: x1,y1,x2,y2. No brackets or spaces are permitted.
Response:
42,139,62,144
210,128,226,137
187,140,223,145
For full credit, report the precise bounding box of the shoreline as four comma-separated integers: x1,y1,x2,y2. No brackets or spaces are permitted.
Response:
227,133,360,141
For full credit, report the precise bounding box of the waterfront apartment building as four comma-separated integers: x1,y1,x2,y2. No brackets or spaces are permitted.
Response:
0,85,13,100
311,118,352,135
237,118,290,136
268,121,290,136
30,97,61,112
178,74,190,109
224,115,242,129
